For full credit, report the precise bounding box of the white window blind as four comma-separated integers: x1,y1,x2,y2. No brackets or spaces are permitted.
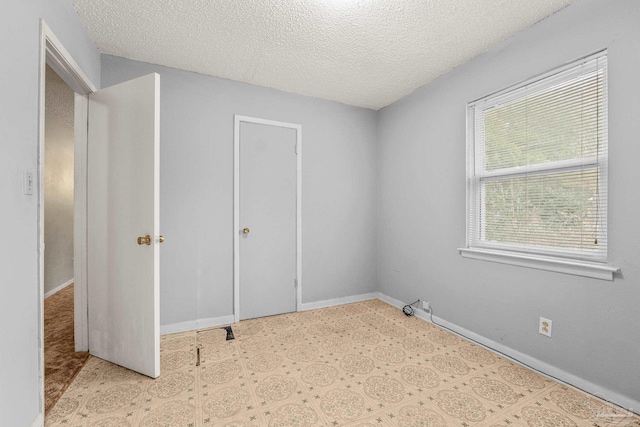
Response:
466,52,608,262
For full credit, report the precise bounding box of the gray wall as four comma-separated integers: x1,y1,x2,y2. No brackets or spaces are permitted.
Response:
0,1,100,425
101,55,378,328
377,0,640,410
44,67,75,296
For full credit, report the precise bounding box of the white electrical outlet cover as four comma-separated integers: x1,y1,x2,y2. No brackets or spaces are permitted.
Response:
539,317,552,337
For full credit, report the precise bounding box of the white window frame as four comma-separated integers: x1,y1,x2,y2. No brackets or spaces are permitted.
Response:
459,51,619,281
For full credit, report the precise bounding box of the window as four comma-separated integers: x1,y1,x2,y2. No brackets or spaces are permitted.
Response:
461,51,617,279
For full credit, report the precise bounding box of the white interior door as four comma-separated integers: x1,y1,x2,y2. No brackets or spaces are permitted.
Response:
87,73,160,378
239,121,298,320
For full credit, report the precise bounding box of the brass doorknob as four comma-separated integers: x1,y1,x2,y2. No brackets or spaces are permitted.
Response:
137,235,152,245
243,228,250,234
158,235,165,243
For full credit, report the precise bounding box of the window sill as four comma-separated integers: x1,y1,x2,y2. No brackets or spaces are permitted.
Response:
458,247,619,281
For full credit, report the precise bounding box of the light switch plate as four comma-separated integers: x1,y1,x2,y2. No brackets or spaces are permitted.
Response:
23,171,34,195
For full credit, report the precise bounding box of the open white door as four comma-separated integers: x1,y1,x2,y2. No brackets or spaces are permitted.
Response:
87,73,160,378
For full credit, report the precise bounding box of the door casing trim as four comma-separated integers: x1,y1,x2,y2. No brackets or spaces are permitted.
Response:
233,115,302,323
38,19,96,417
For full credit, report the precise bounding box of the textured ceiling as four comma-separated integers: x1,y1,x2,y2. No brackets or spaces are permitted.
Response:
72,0,573,110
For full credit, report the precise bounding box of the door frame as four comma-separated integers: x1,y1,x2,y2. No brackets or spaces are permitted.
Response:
38,20,96,415
233,115,302,323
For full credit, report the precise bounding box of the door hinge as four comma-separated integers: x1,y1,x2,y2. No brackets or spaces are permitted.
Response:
295,143,298,155
294,278,298,288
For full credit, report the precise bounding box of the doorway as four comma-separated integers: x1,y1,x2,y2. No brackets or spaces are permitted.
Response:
233,116,302,322
42,65,89,413
39,21,162,424
39,22,96,417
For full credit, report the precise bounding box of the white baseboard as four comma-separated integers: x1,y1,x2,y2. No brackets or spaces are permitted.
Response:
30,412,43,427
160,314,235,335
161,292,378,335
298,292,378,311
377,292,639,415
44,278,74,299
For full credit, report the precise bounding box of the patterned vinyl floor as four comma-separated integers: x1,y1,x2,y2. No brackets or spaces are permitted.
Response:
45,299,639,427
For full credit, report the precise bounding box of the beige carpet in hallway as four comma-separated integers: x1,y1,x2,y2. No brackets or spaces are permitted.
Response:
44,284,90,414
45,299,638,426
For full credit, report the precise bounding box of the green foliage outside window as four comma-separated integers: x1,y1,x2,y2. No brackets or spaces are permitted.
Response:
480,72,603,251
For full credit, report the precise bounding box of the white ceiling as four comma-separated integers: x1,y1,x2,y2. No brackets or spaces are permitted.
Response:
72,0,573,110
